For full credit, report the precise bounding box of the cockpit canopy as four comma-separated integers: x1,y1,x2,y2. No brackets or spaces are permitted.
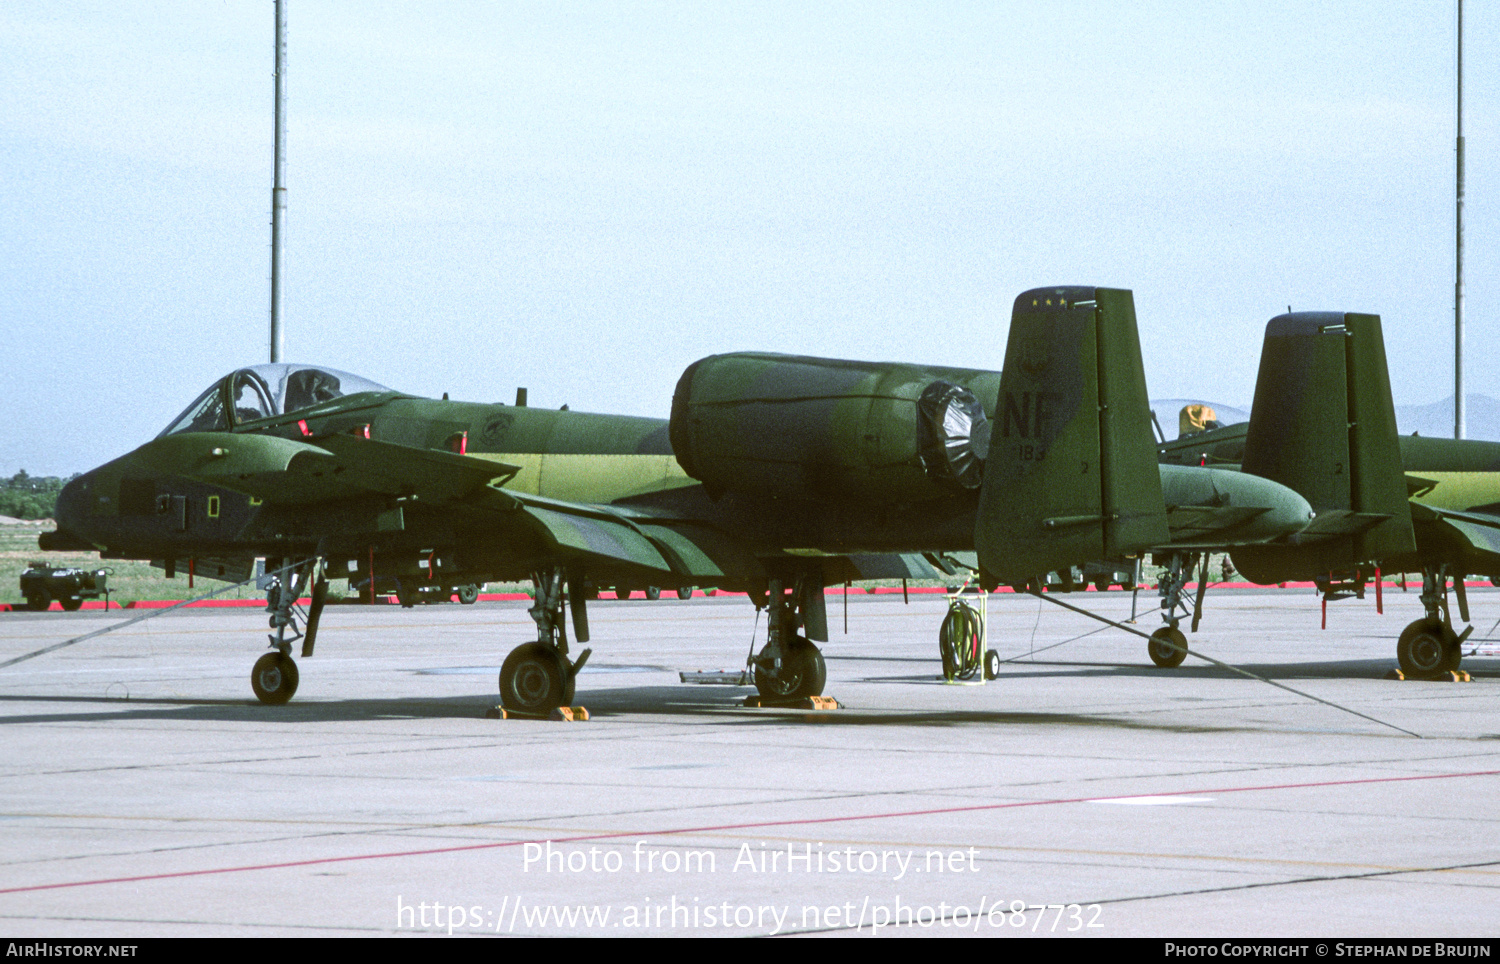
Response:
159,364,394,437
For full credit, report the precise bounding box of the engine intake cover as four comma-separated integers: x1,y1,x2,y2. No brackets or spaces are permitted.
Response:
918,381,990,489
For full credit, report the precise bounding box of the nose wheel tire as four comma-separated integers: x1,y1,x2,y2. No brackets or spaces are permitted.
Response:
1397,619,1461,677
1148,627,1188,668
500,643,576,714
251,652,300,705
753,638,827,699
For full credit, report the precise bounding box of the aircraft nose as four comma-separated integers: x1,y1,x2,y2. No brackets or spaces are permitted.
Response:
39,472,96,551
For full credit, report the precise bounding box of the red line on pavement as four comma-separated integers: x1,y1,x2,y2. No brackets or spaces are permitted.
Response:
3,768,1495,896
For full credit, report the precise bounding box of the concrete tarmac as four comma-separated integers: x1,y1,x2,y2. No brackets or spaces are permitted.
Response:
0,587,1497,938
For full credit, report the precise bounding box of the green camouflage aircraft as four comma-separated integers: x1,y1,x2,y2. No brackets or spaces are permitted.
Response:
1160,311,1500,677
43,286,1340,710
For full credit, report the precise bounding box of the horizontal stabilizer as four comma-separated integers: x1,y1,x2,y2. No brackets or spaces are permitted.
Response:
1287,509,1393,542
1410,502,1500,556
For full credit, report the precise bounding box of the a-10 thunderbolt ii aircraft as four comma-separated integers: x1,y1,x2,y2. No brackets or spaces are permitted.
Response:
43,286,1342,712
1160,310,1500,678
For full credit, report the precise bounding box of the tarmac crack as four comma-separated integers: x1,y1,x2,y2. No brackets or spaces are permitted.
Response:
1085,856,1500,908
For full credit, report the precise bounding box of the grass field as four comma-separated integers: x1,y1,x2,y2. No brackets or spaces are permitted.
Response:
0,521,269,606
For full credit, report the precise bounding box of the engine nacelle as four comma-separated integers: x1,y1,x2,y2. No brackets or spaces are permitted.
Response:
669,352,997,503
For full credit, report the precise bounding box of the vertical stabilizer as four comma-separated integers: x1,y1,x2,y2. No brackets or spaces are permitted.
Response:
1233,312,1414,581
975,287,1167,585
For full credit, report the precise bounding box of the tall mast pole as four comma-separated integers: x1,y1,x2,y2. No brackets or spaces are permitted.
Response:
1455,0,1465,439
270,0,287,363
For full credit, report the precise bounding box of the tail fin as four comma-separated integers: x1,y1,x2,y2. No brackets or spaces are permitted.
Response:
1232,312,1414,582
975,287,1167,585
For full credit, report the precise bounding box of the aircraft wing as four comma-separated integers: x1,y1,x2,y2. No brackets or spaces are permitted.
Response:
139,431,520,505
485,490,947,587
478,488,755,580
140,431,934,589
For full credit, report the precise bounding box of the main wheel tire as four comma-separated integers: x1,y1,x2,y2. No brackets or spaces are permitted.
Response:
645,586,661,601
25,593,49,612
499,643,575,713
676,586,693,600
251,652,299,705
1148,626,1188,668
456,584,479,605
396,583,418,608
1397,619,1460,676
59,596,83,611
753,637,827,699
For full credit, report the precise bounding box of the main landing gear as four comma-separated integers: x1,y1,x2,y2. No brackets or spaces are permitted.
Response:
1149,552,1207,668
498,568,591,715
1396,566,1469,677
750,576,827,700
251,559,327,705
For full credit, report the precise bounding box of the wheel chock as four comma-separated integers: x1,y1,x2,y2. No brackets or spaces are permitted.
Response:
1382,669,1472,683
484,705,591,720
742,695,842,709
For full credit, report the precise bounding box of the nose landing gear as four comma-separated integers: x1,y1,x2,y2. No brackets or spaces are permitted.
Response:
250,559,323,705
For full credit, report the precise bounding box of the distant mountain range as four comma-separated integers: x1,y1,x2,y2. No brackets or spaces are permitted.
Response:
1149,395,1500,443
1392,395,1500,442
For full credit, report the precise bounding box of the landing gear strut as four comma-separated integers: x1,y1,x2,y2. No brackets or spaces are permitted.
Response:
1150,552,1205,668
750,576,827,700
252,559,323,705
498,567,590,714
1396,566,1467,677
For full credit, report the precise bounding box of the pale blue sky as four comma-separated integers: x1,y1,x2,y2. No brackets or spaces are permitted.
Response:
2,2,1494,475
